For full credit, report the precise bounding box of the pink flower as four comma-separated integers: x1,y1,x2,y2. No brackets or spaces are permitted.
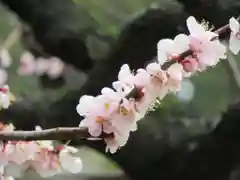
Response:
113,64,150,94
157,39,174,65
166,63,183,91
229,17,240,54
46,57,65,79
186,16,226,68
32,151,61,178
18,52,36,75
7,142,37,165
77,89,121,137
59,146,82,173
181,57,198,74
111,99,137,132
146,63,167,89
35,58,50,76
157,34,189,65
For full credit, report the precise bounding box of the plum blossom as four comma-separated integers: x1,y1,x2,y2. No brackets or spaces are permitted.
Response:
77,61,186,153
18,51,65,79
166,63,183,91
157,16,226,74
47,57,65,79
0,122,83,178
186,16,227,68
113,65,152,120
157,34,189,65
77,94,116,137
229,17,240,54
18,51,36,75
59,146,82,173
31,151,61,178
35,57,65,79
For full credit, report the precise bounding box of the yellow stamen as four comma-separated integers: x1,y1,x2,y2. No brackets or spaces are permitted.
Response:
96,116,105,124
120,106,129,115
104,103,110,110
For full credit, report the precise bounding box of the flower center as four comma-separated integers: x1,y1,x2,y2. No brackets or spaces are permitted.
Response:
104,103,110,110
119,106,129,116
96,116,105,124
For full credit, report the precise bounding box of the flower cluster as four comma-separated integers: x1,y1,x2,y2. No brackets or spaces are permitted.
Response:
0,124,82,179
76,16,240,153
18,51,65,79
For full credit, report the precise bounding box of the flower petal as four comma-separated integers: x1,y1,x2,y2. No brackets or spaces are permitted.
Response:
229,17,240,34
59,150,82,173
157,39,174,64
186,16,205,37
76,95,95,116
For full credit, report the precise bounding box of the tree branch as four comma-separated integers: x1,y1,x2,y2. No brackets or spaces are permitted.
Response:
0,127,93,141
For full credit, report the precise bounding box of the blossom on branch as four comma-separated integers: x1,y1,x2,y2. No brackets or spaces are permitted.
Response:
0,124,82,178
76,16,238,153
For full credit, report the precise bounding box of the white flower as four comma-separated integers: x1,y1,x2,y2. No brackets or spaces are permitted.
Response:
32,152,61,178
47,57,65,79
77,91,119,137
157,39,174,64
35,58,50,76
18,51,36,75
187,16,226,68
166,63,183,91
59,147,82,173
0,145,9,167
157,34,190,65
229,17,240,54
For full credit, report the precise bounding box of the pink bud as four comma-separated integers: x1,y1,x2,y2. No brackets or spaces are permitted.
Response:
181,58,198,73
